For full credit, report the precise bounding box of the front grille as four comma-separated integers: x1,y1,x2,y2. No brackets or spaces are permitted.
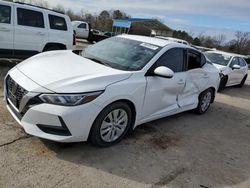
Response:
6,76,28,109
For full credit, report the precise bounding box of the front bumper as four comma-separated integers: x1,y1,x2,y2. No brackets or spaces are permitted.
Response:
6,98,101,143
4,71,101,143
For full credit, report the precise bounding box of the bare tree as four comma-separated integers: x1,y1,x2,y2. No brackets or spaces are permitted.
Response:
15,0,49,8
234,31,250,53
214,34,226,49
53,4,65,14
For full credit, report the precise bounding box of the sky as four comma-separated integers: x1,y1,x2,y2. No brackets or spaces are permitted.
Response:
48,0,250,40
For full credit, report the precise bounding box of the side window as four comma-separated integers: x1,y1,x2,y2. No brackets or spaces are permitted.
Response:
230,57,239,67
49,15,67,31
0,5,11,24
78,23,86,29
187,50,202,70
17,8,44,28
239,58,247,67
155,48,184,72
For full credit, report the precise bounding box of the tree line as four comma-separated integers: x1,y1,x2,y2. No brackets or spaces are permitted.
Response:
4,0,250,55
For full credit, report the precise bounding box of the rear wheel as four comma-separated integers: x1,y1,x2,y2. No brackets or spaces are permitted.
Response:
195,89,213,114
238,75,247,88
89,102,133,147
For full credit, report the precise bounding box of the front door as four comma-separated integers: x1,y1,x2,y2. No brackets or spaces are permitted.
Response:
76,23,89,39
143,48,186,118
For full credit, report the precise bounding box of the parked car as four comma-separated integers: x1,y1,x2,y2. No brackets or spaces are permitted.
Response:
205,51,248,90
72,21,108,43
155,36,189,45
4,35,220,147
0,1,75,59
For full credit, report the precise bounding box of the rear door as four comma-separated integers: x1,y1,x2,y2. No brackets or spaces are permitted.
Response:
238,58,248,78
178,49,208,107
0,4,14,57
143,48,186,118
14,6,48,57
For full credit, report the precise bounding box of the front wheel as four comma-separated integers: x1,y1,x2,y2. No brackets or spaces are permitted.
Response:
89,102,133,147
195,89,213,114
218,76,228,91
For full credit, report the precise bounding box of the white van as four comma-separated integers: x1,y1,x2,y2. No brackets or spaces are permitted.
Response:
0,1,75,59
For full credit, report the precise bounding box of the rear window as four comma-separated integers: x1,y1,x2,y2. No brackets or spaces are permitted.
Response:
17,8,44,28
49,15,67,31
0,5,11,24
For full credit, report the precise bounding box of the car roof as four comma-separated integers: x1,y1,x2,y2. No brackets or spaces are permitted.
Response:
118,34,189,48
2,1,66,16
156,36,189,44
205,50,247,59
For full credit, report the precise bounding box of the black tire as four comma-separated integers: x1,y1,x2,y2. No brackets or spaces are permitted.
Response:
218,76,228,91
44,46,62,52
195,89,213,114
89,102,133,147
238,75,247,88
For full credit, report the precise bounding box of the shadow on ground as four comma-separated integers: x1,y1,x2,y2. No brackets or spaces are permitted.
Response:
42,101,250,187
219,83,250,101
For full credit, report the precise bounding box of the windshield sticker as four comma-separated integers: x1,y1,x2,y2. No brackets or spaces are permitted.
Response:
140,43,159,50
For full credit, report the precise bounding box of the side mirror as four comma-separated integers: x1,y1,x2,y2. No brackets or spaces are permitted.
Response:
154,66,174,78
232,64,240,70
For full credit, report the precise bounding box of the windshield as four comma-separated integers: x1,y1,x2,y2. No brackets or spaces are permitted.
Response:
205,52,232,66
82,37,162,71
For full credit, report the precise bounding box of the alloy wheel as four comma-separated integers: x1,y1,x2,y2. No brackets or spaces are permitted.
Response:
100,109,128,142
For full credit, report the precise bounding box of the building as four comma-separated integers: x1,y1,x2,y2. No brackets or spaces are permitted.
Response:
112,18,173,37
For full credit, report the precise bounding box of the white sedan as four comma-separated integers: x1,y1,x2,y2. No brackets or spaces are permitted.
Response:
205,51,248,90
4,35,220,147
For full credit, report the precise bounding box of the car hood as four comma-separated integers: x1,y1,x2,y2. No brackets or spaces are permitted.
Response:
17,50,132,93
212,63,227,72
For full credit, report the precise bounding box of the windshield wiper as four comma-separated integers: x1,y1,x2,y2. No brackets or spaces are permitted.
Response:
86,57,112,68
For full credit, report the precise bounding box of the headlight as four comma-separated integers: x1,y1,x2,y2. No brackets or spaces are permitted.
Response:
39,91,103,106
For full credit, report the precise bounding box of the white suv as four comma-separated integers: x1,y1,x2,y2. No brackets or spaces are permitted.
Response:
0,1,75,59
4,35,220,147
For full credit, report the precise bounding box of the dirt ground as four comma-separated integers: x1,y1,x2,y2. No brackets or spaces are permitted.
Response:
0,62,250,188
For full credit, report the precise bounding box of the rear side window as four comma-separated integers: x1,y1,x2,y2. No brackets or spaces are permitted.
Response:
187,50,202,70
155,48,185,72
49,15,67,31
0,5,11,24
17,8,44,28
239,58,247,67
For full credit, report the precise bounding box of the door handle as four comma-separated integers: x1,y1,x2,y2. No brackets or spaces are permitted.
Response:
36,32,45,36
178,79,185,85
203,74,209,78
0,27,10,32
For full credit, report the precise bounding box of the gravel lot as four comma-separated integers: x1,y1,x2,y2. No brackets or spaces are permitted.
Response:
0,60,250,188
